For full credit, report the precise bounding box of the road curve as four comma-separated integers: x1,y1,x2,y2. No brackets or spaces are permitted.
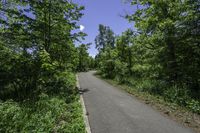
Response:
78,71,194,133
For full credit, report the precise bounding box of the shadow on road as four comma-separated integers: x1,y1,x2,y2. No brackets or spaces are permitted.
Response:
79,88,90,94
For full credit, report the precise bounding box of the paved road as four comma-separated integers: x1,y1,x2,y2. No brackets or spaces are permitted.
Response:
78,71,194,133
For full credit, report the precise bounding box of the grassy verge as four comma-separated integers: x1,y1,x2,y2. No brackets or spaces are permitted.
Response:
95,74,200,133
0,71,86,133
0,93,85,133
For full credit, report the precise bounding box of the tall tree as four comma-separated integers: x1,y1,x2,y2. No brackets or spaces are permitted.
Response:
0,0,84,100
125,0,200,97
116,29,134,74
77,43,91,72
95,24,115,51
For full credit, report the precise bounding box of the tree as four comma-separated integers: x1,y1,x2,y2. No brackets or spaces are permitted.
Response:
0,0,84,100
124,0,200,100
95,24,115,51
116,29,134,75
94,25,117,78
77,43,91,72
127,0,200,87
95,0,200,109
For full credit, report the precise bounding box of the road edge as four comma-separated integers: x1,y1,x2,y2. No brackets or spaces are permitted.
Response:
76,74,91,133
94,74,199,133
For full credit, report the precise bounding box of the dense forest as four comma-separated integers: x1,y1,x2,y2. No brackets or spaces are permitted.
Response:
0,0,199,132
95,0,200,114
0,0,93,132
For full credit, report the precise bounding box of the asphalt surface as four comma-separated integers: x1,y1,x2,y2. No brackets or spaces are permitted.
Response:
78,71,194,133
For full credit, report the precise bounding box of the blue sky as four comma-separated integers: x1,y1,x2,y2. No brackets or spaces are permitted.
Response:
73,0,136,57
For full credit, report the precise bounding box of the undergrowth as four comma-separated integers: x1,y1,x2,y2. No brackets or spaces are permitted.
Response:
96,71,200,114
0,93,85,133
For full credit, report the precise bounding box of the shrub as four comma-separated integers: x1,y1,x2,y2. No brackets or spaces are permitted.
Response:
114,60,129,84
186,100,200,114
0,93,85,133
38,71,77,98
135,79,165,95
163,85,190,105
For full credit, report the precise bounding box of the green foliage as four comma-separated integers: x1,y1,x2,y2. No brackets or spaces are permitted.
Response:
95,24,115,51
0,94,85,133
163,85,200,114
115,77,200,114
186,100,200,114
0,0,86,132
77,44,94,72
38,70,76,97
0,0,85,100
97,47,117,78
114,60,129,84
95,0,200,114
127,0,200,89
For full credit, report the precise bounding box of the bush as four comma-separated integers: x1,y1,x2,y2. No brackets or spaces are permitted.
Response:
114,60,129,84
121,78,200,114
134,79,165,95
38,71,77,98
163,85,200,114
0,93,85,133
186,100,200,114
163,85,190,105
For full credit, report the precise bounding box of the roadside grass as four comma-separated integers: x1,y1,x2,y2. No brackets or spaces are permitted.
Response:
0,93,85,133
0,71,86,133
94,73,200,133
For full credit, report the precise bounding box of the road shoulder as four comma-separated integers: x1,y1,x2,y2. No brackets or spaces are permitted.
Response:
76,74,91,133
